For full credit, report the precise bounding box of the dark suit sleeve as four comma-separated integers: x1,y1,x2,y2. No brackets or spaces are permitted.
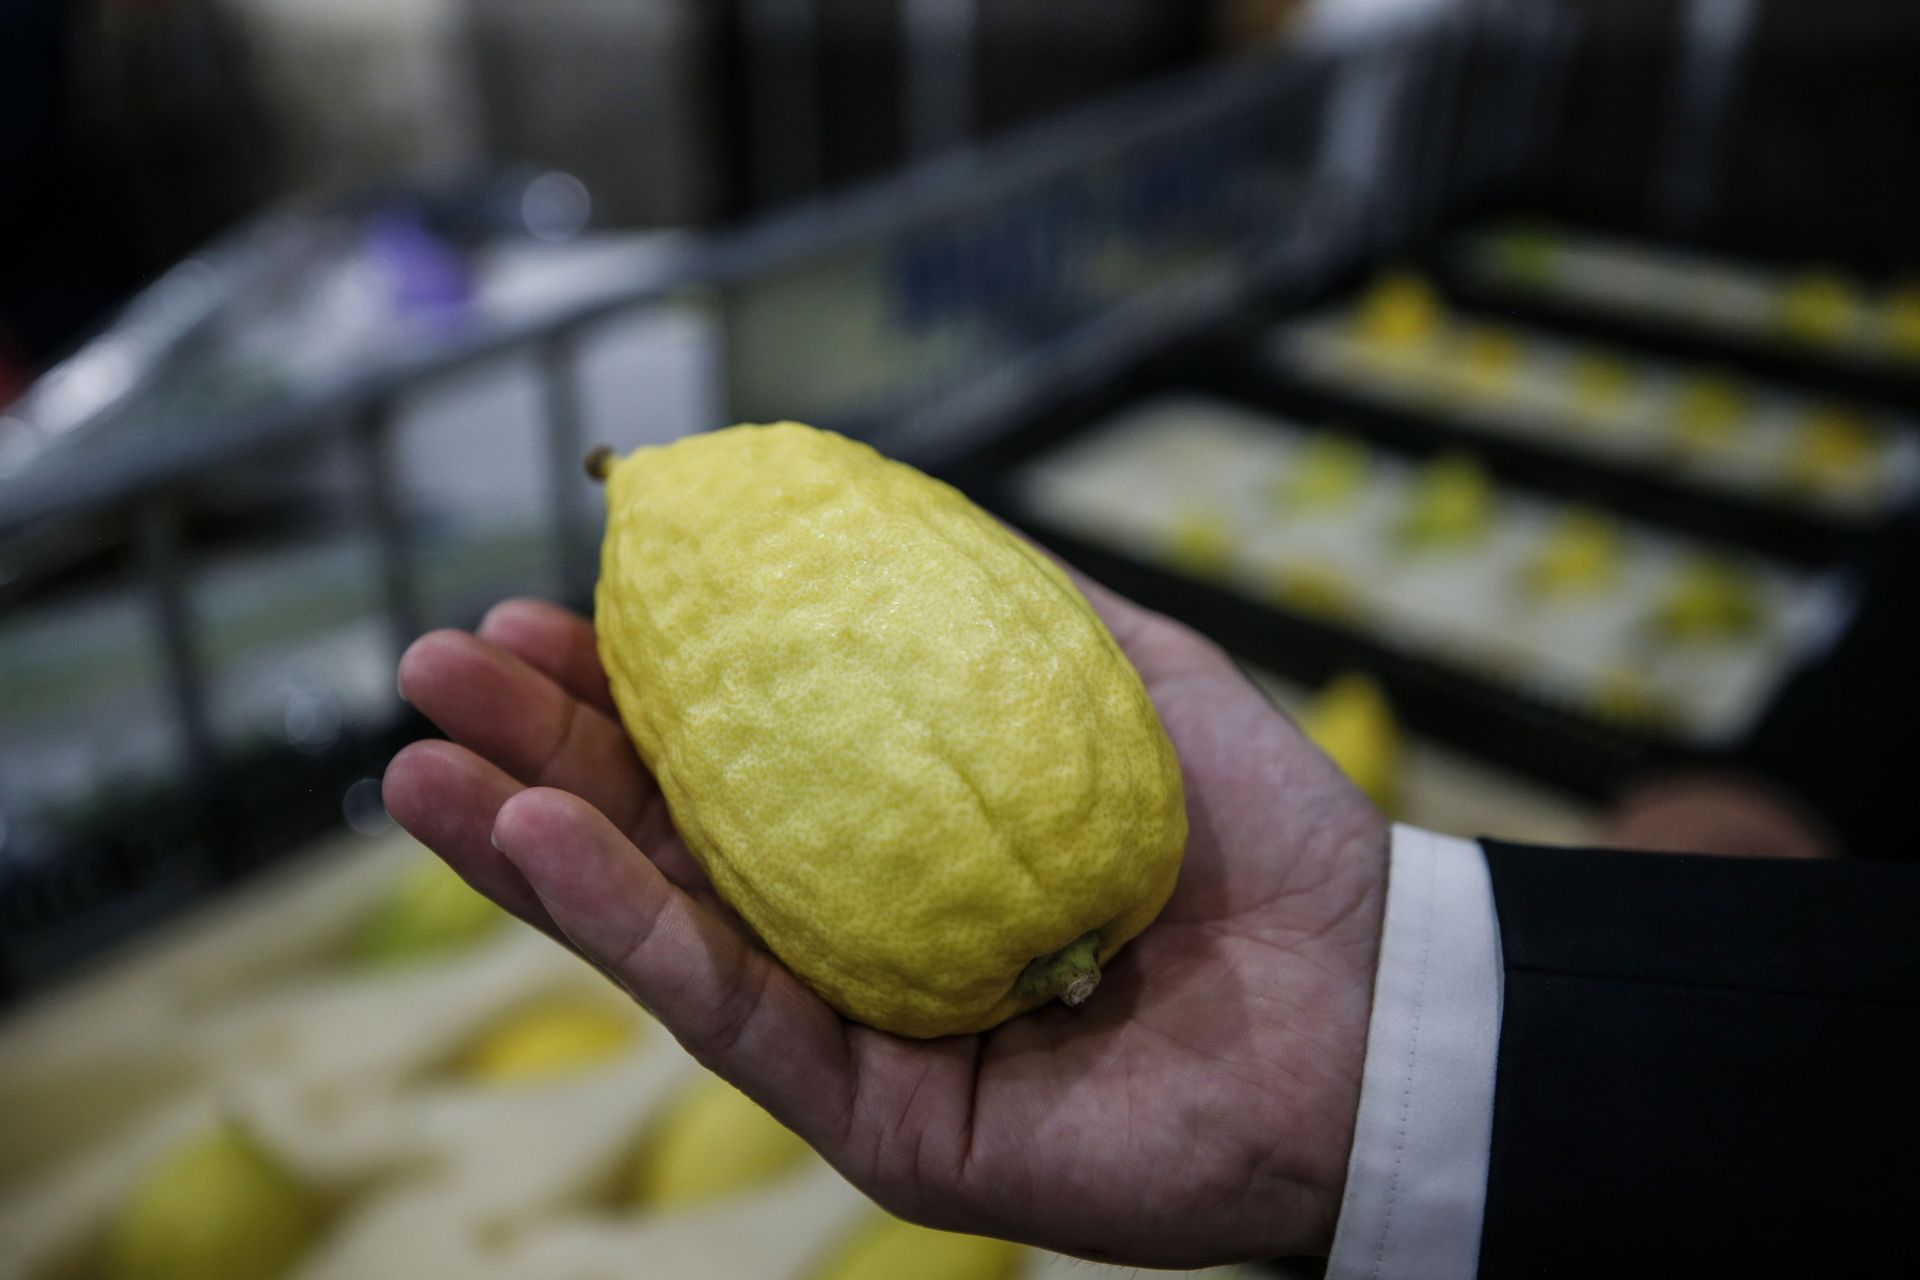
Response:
1474,842,1920,1279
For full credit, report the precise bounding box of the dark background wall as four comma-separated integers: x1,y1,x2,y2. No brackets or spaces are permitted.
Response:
1530,0,1920,273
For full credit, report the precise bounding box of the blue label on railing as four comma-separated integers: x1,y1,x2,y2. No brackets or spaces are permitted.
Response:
720,69,1323,434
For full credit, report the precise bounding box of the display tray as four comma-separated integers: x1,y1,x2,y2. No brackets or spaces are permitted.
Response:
1203,273,1920,566
0,832,1263,1280
1435,222,1920,417
1189,353,1871,567
949,373,1853,801
1260,300,1917,524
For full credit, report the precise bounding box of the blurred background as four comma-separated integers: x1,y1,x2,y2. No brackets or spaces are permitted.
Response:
3,0,1919,1276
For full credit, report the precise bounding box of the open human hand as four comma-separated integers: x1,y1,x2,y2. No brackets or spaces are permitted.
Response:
383,574,1388,1268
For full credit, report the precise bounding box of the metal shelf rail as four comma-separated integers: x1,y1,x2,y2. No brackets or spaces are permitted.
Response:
0,0,1566,999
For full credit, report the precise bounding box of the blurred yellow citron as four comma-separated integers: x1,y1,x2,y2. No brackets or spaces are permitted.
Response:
350,855,505,966
1524,509,1625,598
1455,326,1526,393
1670,376,1749,455
1787,407,1879,492
1398,454,1494,548
1885,283,1920,360
1164,512,1237,578
101,1122,322,1280
1587,666,1674,730
1270,562,1358,622
1655,558,1763,643
456,998,642,1085
627,1075,815,1208
1354,271,1445,347
1490,222,1560,286
1299,673,1403,814
1276,432,1370,511
812,1214,1025,1280
1569,352,1635,418
1778,271,1861,346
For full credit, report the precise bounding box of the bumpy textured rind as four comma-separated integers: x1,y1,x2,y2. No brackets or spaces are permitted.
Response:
595,424,1186,1038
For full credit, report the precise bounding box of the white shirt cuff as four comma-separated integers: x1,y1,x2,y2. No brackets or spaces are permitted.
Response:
1326,826,1504,1280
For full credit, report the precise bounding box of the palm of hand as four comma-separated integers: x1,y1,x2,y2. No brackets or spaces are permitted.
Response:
385,583,1387,1269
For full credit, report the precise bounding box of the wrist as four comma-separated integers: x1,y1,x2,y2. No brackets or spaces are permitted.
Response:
1294,808,1393,1254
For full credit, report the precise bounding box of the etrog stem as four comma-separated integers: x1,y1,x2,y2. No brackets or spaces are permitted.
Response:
585,445,616,482
1017,931,1102,1007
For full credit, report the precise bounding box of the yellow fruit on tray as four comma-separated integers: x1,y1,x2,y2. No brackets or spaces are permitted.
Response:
1353,270,1444,347
1669,375,1749,455
1397,453,1494,548
1276,432,1369,511
1787,407,1880,492
627,1075,815,1209
101,1123,322,1280
590,425,1186,1038
812,1214,1025,1280
1299,673,1403,814
1655,558,1763,643
1524,509,1625,598
1164,511,1237,578
1587,666,1674,731
456,998,641,1085
1455,326,1526,393
349,855,506,965
1886,283,1920,361
1489,222,1560,287
1778,271,1861,347
1270,562,1358,622
1569,352,1635,417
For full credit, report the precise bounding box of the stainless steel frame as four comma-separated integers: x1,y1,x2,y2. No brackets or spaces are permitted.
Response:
0,1,1571,990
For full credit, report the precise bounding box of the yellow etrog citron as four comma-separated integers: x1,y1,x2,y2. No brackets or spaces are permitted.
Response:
627,1074,816,1208
590,424,1186,1038
1670,375,1749,455
1454,325,1526,393
1655,558,1763,643
1587,666,1674,730
1570,352,1635,418
1489,222,1560,287
1886,283,1920,360
1787,407,1879,492
456,997,643,1085
1163,511,1236,578
1300,673,1403,815
1275,432,1369,511
812,1214,1025,1280
1524,509,1626,598
101,1122,322,1280
1397,453,1494,549
350,854,506,966
1270,562,1357,621
1353,270,1444,348
1778,271,1861,347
